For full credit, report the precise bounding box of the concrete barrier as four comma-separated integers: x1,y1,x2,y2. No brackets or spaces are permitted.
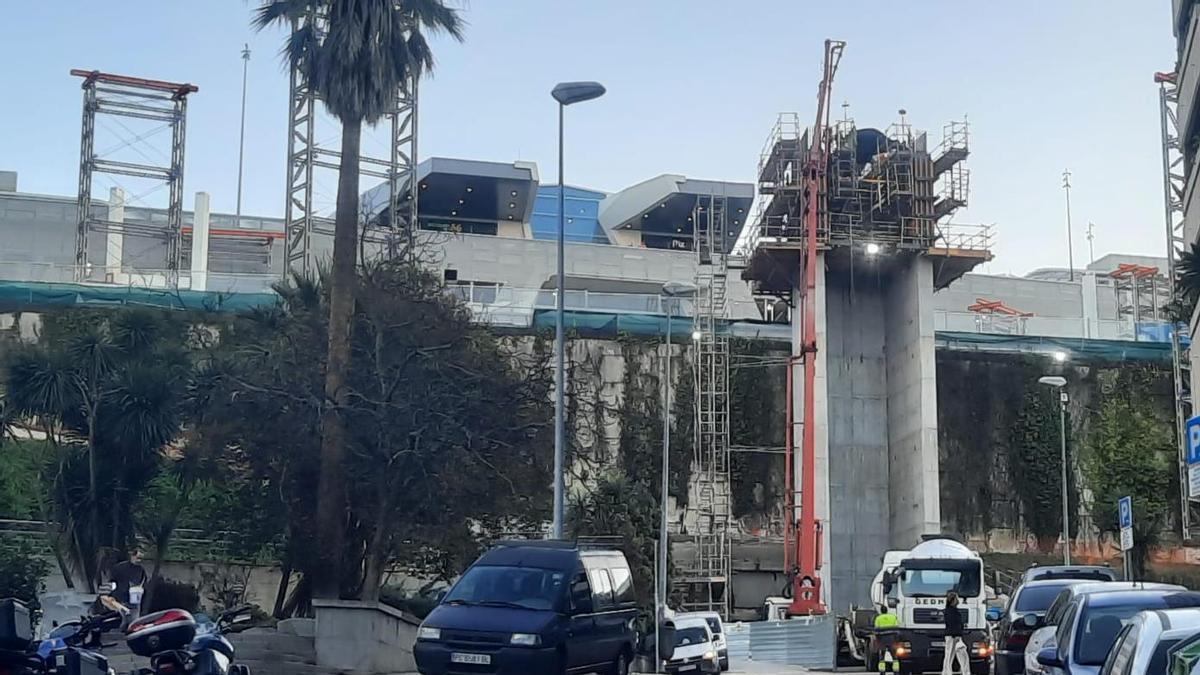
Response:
312,599,420,674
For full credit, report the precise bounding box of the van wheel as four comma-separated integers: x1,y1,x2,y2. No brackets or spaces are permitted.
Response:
610,651,629,675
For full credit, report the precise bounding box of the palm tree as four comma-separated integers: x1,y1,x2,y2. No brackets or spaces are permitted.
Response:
254,0,464,599
1174,242,1200,322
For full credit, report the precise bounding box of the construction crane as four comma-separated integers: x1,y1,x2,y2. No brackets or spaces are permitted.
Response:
784,38,845,617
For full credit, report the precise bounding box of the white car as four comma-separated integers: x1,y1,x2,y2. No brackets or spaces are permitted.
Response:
665,616,721,674
678,611,729,672
1024,581,1184,674
1100,607,1200,675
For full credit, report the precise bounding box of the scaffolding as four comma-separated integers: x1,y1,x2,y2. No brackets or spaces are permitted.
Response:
1156,70,1196,538
676,192,732,616
284,5,419,278
1110,263,1167,329
71,70,197,286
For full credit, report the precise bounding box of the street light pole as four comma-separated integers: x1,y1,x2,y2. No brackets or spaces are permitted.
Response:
1040,371,1070,565
550,82,606,540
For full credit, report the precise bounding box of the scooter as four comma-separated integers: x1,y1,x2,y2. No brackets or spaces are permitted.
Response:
126,606,252,675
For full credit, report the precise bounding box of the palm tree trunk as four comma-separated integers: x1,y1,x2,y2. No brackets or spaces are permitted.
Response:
314,117,362,599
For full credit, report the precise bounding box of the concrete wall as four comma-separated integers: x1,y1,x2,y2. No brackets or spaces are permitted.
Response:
824,268,891,613
312,600,418,674
885,256,941,548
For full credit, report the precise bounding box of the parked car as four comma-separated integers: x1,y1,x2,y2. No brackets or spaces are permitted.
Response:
414,540,639,675
677,612,727,672
1099,607,1200,675
1025,583,1186,675
994,579,1091,675
663,616,720,674
1035,590,1200,675
1022,566,1119,584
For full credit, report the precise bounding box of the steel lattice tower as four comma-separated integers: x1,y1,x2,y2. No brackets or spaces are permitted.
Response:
72,70,197,285
284,5,419,277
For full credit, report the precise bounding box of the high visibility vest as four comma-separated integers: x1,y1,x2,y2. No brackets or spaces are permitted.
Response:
875,613,899,629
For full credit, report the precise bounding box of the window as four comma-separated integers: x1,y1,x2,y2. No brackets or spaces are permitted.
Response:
1055,603,1079,651
900,567,981,597
569,573,593,614
588,568,614,610
1075,603,1160,665
674,626,710,647
1100,625,1136,675
443,565,567,611
609,566,635,605
1016,584,1073,613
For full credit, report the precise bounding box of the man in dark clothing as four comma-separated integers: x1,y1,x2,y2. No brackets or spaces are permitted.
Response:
941,592,969,675
109,549,147,622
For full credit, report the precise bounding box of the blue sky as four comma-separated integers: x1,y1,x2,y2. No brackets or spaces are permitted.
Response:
0,1,1176,275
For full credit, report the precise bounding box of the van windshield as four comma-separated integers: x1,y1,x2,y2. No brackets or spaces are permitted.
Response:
444,565,566,611
675,627,709,647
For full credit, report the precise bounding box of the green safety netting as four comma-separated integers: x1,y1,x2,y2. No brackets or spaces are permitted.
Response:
0,280,277,313
1170,631,1200,675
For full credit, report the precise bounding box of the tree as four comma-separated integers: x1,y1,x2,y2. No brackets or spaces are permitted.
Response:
197,260,551,607
254,0,465,599
1168,242,1200,323
567,473,659,613
1082,368,1176,578
1009,386,1078,553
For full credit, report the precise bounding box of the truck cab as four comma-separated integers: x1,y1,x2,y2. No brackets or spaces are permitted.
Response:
868,537,992,675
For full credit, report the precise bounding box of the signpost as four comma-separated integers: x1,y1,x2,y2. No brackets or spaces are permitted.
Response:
1119,496,1133,581
1187,415,1200,500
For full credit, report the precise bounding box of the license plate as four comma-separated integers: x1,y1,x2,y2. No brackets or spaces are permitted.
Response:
932,641,945,648
450,653,491,665
678,666,697,672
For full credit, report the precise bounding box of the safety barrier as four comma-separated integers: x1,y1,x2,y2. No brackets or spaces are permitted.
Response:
723,616,836,669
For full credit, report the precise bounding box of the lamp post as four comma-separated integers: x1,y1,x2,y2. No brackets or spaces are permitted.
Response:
1039,372,1070,564
550,82,606,540
657,281,700,674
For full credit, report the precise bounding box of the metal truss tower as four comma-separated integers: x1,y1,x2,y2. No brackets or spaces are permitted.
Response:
72,70,197,285
678,192,732,616
1156,71,1195,538
284,6,419,278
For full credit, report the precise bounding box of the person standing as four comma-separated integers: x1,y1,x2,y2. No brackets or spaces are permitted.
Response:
109,549,148,627
942,592,970,675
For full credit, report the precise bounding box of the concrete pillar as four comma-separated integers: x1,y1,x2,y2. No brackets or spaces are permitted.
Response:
884,256,942,548
1081,272,1099,338
105,187,125,283
191,192,211,291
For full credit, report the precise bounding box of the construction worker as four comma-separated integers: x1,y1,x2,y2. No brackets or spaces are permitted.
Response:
875,606,901,673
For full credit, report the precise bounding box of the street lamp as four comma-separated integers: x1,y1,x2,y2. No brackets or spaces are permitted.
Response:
1053,350,1067,363
551,81,606,540
865,241,881,256
1039,374,1071,564
658,280,696,673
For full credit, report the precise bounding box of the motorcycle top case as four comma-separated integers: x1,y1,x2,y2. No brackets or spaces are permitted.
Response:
49,646,109,675
127,609,197,656
0,598,33,651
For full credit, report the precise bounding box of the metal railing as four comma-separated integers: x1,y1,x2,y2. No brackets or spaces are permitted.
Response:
933,223,993,252
0,261,279,294
935,310,1136,341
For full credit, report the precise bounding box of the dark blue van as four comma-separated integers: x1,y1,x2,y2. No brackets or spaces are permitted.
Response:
414,541,639,675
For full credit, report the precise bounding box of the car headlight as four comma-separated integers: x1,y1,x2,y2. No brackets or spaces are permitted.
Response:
703,650,716,660
510,633,541,646
417,626,441,641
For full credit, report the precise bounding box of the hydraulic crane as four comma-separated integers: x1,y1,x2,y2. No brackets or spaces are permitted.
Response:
784,38,845,617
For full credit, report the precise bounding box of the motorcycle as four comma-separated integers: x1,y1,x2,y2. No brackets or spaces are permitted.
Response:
0,599,117,675
126,606,252,675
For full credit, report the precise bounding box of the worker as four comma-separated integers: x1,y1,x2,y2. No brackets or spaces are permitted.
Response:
874,605,899,629
942,592,970,675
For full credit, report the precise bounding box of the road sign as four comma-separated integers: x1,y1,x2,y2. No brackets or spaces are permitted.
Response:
1188,416,1200,499
1119,496,1133,552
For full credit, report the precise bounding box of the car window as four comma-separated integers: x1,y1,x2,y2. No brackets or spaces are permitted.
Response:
609,565,635,605
1016,584,1074,613
569,572,593,613
444,565,567,611
1100,624,1136,675
1148,638,1182,674
704,617,722,634
1075,604,1155,665
1044,590,1072,625
1055,603,1079,651
588,568,614,610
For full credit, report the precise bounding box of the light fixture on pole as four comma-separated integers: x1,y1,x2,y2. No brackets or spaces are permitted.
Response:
1053,350,1067,363
550,81,606,540
1062,169,1075,282
865,241,881,256
1039,374,1071,564
658,280,696,673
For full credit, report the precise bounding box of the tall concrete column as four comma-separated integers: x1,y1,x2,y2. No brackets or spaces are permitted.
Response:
1081,272,1099,338
105,187,125,283
191,192,211,291
884,256,941,548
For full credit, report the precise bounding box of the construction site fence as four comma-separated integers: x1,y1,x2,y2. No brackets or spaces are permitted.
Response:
722,616,835,669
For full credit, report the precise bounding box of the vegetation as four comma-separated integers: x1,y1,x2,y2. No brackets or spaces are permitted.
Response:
0,540,51,618
254,0,465,599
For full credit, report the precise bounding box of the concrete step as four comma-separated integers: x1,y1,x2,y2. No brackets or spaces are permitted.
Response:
229,633,315,654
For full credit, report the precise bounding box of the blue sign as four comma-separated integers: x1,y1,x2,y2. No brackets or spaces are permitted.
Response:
1119,496,1133,530
1188,416,1200,466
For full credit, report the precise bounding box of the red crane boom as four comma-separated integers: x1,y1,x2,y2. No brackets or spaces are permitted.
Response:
787,38,845,616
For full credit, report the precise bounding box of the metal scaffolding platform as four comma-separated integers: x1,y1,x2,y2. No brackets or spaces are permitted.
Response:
71,70,197,286
675,192,733,616
284,5,418,277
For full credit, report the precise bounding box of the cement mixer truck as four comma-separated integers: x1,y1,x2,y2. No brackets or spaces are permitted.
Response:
838,536,992,674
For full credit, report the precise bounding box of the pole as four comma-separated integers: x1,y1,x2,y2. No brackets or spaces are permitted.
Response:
1063,170,1075,282
654,545,662,674
552,102,566,539
235,44,250,229
1060,393,1071,565
660,302,672,630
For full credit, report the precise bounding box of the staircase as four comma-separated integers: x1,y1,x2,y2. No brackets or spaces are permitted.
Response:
97,627,348,675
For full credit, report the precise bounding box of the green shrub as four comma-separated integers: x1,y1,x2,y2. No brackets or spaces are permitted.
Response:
0,540,51,618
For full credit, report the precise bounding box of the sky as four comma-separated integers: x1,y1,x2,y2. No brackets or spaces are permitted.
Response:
0,1,1178,276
